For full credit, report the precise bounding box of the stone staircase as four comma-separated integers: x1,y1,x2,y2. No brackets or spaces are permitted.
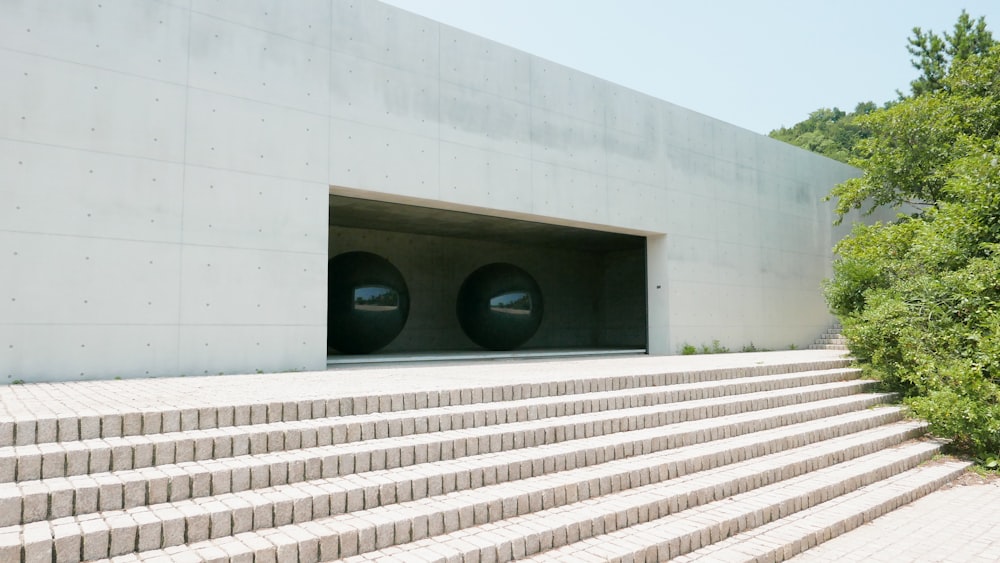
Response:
0,355,968,562
809,322,848,351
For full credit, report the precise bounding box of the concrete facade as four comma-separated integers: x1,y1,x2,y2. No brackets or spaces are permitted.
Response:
1,0,858,383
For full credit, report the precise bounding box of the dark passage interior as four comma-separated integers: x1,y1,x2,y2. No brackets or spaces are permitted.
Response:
328,194,647,357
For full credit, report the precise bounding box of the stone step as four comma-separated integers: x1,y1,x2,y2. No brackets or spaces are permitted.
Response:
672,459,970,562
1,359,853,448
0,408,916,560
476,441,945,563
109,438,943,562
1,354,952,562
0,384,889,528
0,378,874,508
0,368,860,483
812,320,847,352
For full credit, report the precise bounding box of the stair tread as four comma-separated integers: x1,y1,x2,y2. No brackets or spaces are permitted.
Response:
0,358,854,447
0,379,882,486
0,411,920,546
163,439,943,563
0,390,894,529
625,458,970,563
0,367,863,475
511,440,948,562
0,355,950,563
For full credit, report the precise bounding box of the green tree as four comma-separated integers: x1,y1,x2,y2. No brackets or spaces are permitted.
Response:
771,11,995,163
825,44,1000,457
907,10,994,96
827,91,1000,219
768,102,877,163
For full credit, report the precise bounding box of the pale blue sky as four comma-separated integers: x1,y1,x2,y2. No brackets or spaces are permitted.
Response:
380,0,1000,135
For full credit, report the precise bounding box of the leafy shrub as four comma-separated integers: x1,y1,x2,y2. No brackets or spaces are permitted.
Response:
826,45,1000,460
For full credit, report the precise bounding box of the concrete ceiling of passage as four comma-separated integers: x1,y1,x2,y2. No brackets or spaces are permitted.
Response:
328,195,644,253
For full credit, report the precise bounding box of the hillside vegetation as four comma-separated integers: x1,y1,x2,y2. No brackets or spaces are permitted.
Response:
779,13,1000,460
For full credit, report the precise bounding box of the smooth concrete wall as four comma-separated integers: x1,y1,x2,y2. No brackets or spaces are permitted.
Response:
328,226,646,352
1,0,856,382
323,1,859,354
659,138,861,352
1,1,330,381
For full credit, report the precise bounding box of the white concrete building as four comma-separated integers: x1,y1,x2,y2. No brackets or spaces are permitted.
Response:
0,1,858,383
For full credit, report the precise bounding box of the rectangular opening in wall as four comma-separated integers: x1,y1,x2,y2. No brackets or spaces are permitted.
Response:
327,195,647,361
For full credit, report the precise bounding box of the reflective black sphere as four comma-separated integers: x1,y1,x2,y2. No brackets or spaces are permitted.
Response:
456,263,543,351
328,251,409,354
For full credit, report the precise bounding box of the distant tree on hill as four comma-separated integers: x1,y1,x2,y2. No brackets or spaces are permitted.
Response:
770,10,996,162
768,102,878,163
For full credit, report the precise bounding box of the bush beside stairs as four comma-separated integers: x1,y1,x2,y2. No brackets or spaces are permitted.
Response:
0,355,968,562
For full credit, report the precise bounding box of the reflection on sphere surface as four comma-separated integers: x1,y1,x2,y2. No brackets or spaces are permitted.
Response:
457,263,543,350
328,251,409,354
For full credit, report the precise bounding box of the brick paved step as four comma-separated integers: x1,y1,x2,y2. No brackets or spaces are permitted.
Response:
0,368,861,483
810,322,848,351
672,459,970,562
0,360,853,448
0,383,886,529
494,441,946,563
2,355,950,562
110,433,941,562
0,405,912,560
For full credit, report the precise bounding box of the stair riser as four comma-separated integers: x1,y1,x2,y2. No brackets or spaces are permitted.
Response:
7,354,952,563
5,380,876,490
2,414,918,560
725,466,968,563
145,444,941,563
560,449,948,563
0,388,887,528
39,428,924,559
409,446,942,563
0,370,862,483
1,361,855,448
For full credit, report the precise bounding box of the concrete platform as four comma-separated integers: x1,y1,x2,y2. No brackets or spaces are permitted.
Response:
0,350,843,424
788,475,1000,563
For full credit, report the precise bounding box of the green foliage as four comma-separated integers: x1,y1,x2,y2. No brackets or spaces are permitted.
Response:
977,454,1000,470
702,340,730,354
907,10,994,97
830,78,1000,220
768,103,877,163
680,340,730,355
826,43,1000,459
773,11,995,167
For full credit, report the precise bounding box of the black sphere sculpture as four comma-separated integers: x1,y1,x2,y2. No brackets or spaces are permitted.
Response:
327,251,409,354
456,263,543,351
